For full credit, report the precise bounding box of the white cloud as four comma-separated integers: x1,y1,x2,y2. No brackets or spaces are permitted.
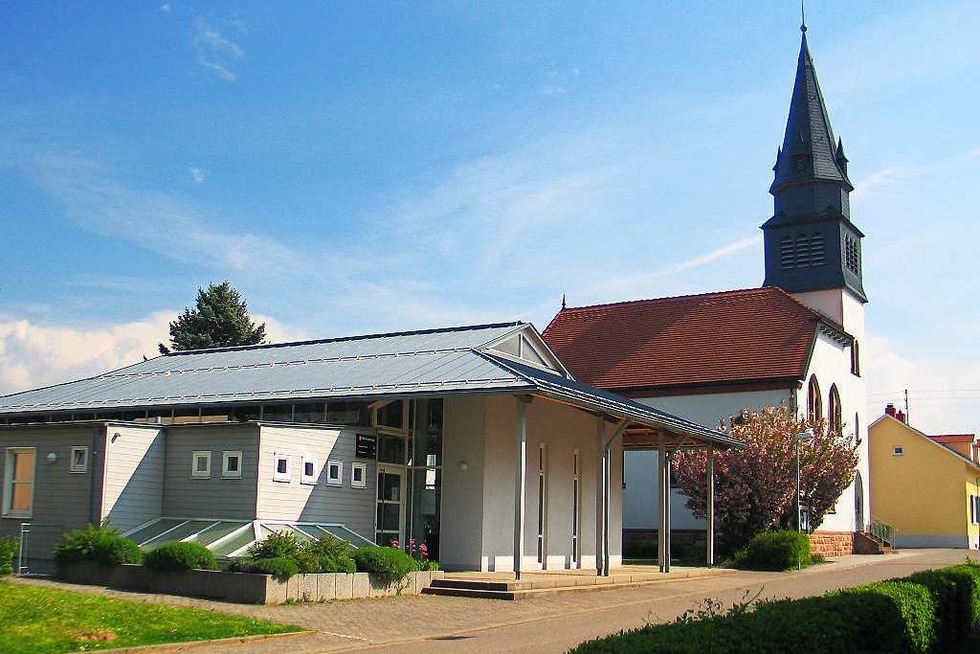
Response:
188,167,205,184
864,333,980,436
541,85,568,96
159,3,171,12
0,311,307,397
194,20,244,82
26,151,303,277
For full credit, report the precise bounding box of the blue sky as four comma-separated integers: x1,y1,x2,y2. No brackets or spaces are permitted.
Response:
1,2,978,434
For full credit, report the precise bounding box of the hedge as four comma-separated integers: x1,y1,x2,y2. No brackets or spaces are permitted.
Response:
0,536,17,576
52,524,143,567
353,546,416,586
737,530,811,571
143,541,218,572
570,562,980,654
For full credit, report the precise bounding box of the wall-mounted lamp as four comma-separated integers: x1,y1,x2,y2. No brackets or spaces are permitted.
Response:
46,452,58,464
459,460,469,471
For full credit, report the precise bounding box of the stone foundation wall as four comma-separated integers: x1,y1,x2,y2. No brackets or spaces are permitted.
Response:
56,562,443,604
809,532,855,557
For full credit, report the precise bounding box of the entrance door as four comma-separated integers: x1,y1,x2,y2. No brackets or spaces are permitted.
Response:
376,467,405,546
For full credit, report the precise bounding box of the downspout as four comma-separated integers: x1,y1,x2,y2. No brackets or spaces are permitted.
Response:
602,420,628,577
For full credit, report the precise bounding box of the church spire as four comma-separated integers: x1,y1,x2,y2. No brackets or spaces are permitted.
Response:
761,26,867,303
770,30,852,195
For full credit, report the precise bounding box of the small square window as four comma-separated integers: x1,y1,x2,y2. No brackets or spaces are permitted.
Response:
326,460,343,486
222,451,242,479
351,462,367,488
192,451,212,478
273,454,291,482
893,446,904,457
70,446,89,473
301,456,318,485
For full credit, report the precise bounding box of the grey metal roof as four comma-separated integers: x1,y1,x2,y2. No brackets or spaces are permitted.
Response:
0,322,528,412
0,320,738,449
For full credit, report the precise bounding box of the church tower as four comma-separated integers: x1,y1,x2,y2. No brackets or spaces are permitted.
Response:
762,26,867,326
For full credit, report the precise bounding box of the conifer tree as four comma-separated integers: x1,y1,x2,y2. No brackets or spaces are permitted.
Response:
158,281,266,354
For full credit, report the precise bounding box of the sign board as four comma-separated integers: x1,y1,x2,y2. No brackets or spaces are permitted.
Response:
355,433,377,460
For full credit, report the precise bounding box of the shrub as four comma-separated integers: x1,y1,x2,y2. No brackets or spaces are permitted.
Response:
143,541,218,572
354,546,416,586
245,530,300,560
295,535,356,574
52,524,142,567
233,556,298,582
906,564,980,648
738,530,811,571
0,536,18,576
570,575,940,654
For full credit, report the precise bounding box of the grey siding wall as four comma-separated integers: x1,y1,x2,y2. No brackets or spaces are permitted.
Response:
101,425,165,532
162,424,259,520
440,395,487,571
256,425,375,540
0,425,106,567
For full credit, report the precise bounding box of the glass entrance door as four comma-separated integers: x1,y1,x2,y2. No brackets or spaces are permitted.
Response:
376,467,405,546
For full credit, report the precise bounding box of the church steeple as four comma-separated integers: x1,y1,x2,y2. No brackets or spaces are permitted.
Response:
761,28,867,303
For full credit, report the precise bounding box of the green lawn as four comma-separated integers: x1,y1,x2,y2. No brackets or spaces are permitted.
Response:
0,580,303,653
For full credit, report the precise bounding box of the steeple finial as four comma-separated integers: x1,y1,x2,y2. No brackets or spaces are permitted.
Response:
801,1,807,33
561,294,566,310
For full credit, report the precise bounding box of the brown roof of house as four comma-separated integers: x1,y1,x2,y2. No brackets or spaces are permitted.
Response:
542,287,829,392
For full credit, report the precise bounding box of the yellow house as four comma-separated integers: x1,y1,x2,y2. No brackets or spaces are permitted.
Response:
870,410,980,549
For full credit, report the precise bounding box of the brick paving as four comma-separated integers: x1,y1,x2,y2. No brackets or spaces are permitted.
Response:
13,548,980,653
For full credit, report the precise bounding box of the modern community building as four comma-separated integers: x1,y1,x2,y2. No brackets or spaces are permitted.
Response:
0,322,738,574
544,27,870,556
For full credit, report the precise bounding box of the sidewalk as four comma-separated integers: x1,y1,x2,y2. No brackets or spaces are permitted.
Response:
15,549,979,653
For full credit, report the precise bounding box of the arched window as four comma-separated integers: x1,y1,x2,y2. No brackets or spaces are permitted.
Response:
851,340,861,376
807,375,823,423
828,384,842,434
854,412,861,445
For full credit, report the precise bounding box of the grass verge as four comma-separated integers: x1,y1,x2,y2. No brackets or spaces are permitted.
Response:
0,580,302,653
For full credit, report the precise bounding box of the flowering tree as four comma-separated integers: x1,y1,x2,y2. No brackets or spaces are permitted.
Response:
672,405,858,553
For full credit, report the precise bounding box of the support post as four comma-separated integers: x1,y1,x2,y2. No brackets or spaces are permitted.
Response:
707,442,715,567
514,395,531,580
663,448,671,573
601,421,627,577
657,434,667,573
595,417,605,576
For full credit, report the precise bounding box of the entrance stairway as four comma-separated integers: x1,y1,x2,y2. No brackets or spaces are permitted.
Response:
855,519,896,555
422,566,734,600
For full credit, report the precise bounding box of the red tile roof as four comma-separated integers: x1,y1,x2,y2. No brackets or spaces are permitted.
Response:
930,434,976,443
542,287,826,392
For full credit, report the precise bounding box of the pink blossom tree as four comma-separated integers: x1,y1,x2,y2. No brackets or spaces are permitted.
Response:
673,405,858,552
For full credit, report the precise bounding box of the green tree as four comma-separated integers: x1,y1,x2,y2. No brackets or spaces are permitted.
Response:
672,405,858,553
158,281,267,354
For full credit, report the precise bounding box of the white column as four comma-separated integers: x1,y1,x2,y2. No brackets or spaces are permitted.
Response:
707,442,715,567
513,396,530,580
595,416,605,576
657,434,667,573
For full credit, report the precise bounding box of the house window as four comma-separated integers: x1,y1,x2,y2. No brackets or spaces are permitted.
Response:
892,446,904,457
536,444,548,565
828,385,842,434
807,375,823,423
571,450,581,564
326,460,343,486
191,451,212,478
855,413,861,445
70,446,89,473
851,340,861,376
301,456,319,485
222,451,242,479
273,454,291,482
3,448,36,517
351,462,367,489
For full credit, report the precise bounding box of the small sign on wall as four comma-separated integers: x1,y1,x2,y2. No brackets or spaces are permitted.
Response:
355,433,377,460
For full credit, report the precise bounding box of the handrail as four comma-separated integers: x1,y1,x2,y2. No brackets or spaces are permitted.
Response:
867,518,896,547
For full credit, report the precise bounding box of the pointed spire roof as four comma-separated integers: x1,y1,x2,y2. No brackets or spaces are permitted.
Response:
770,30,853,194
